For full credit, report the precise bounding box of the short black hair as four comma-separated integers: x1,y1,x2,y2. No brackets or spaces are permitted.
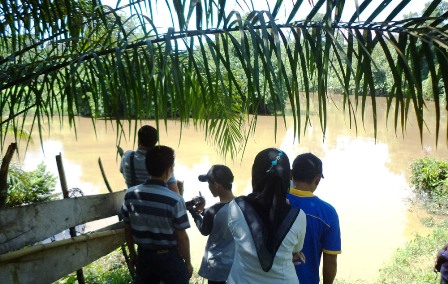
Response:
145,146,175,177
291,153,323,183
138,125,158,148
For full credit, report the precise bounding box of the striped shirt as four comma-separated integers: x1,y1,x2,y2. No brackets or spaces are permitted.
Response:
120,149,176,187
121,180,190,249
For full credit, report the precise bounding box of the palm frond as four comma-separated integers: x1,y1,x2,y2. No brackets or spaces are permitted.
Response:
1,0,447,156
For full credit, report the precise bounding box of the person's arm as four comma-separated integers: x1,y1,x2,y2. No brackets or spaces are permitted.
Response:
176,229,193,278
168,182,180,194
189,206,213,236
322,253,337,284
124,223,137,276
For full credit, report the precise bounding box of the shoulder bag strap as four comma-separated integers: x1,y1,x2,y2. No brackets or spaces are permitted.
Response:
130,151,137,186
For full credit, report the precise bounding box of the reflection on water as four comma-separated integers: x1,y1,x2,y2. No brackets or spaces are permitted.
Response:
12,96,448,281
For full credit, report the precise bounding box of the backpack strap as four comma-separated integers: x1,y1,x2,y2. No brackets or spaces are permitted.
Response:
130,151,137,186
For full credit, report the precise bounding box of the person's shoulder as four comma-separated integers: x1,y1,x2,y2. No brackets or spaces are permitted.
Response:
312,194,335,208
159,187,184,202
208,202,227,213
122,150,134,159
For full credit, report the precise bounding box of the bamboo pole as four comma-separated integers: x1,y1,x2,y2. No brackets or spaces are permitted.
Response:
56,153,86,284
98,156,134,278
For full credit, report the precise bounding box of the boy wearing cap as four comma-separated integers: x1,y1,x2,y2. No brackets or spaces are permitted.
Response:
188,165,236,284
287,153,341,284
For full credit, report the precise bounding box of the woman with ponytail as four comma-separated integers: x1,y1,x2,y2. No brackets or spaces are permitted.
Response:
227,148,307,283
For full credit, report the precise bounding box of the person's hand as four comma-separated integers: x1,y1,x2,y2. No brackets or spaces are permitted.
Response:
186,262,193,279
293,251,306,266
194,198,206,213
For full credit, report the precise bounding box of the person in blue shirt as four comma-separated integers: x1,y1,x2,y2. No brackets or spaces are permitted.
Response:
287,153,341,284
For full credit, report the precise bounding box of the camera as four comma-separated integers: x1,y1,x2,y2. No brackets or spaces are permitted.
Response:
185,192,205,208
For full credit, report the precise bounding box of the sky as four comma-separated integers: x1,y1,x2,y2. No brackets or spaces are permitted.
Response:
101,0,430,32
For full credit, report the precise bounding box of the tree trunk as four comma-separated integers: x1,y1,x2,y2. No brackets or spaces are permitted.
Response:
0,143,17,209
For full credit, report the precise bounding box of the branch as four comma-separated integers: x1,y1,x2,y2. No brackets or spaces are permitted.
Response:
0,143,17,209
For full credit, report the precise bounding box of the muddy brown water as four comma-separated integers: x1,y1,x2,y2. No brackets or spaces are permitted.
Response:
11,95,448,281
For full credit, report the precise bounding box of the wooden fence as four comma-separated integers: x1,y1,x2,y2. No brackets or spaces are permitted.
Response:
0,190,127,283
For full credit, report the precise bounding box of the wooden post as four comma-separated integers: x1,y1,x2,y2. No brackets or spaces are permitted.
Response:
98,157,134,278
56,153,86,284
0,143,17,208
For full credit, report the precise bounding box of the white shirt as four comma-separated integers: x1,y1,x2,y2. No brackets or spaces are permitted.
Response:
227,200,307,284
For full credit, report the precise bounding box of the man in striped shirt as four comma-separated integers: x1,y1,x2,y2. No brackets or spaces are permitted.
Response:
121,145,192,283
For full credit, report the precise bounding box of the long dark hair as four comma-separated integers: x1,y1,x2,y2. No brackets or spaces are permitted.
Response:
245,148,291,247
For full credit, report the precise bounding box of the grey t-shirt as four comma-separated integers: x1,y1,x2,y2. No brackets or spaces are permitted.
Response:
189,202,235,281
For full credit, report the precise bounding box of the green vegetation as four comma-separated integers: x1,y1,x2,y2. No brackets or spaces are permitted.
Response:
410,157,448,215
334,222,448,284
5,162,59,208
55,249,132,284
376,224,448,284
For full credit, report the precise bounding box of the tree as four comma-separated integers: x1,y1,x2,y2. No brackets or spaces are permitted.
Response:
1,0,447,158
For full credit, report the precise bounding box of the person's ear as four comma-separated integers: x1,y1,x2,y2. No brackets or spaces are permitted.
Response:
314,175,321,186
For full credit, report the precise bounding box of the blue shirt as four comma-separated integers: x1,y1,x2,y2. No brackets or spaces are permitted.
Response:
287,189,341,284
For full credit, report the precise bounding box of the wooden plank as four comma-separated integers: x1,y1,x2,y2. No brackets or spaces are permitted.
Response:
0,190,126,254
56,153,86,284
0,229,125,284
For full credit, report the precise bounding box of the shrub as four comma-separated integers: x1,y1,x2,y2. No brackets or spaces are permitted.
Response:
410,157,448,214
5,162,59,207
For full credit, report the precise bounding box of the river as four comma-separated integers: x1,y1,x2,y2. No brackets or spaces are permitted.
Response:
10,95,448,281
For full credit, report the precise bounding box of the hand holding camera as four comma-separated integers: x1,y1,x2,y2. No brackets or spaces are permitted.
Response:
186,192,206,213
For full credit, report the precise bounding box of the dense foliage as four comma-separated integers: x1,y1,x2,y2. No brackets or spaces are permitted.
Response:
410,157,448,214
5,162,59,208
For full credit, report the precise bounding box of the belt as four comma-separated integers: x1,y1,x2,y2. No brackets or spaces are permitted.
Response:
139,246,176,254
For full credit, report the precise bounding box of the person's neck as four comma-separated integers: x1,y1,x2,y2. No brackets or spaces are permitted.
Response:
219,190,235,203
294,181,316,193
138,145,150,151
151,175,168,184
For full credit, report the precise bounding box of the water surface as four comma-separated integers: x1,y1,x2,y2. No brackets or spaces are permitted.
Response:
13,96,448,281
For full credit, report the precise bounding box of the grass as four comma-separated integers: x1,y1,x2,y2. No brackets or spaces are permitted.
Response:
375,221,448,284
334,218,448,284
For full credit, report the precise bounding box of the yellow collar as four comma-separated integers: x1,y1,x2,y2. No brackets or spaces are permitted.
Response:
289,188,314,197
